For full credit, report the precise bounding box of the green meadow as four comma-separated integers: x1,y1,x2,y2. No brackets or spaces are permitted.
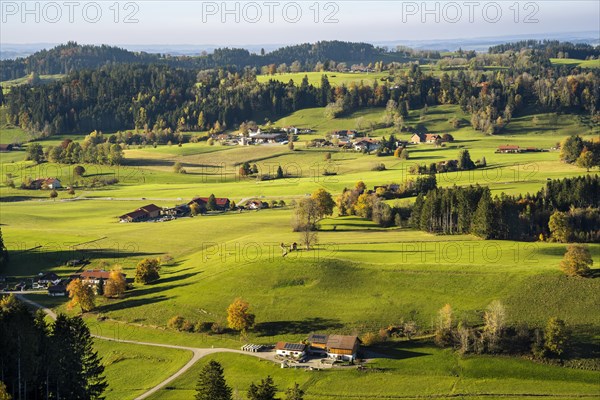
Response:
256,71,388,87
1,104,599,398
146,349,600,400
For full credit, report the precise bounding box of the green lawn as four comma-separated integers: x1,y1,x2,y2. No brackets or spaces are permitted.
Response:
94,339,191,400
256,71,389,87
1,104,599,397
147,347,600,400
550,58,600,68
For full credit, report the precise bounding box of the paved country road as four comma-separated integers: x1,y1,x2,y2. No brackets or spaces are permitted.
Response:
6,293,276,400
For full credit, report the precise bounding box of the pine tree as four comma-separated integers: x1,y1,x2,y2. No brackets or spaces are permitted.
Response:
471,189,495,239
247,376,277,400
285,383,304,400
195,360,232,400
51,315,107,399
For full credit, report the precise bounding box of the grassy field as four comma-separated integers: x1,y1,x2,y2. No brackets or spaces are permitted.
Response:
94,340,191,400
0,74,65,94
1,104,599,397
256,71,389,87
147,349,600,400
550,58,600,68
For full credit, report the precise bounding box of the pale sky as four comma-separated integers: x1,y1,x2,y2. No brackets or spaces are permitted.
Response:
1,0,599,45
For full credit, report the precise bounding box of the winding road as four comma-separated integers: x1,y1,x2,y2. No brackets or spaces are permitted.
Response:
10,293,276,400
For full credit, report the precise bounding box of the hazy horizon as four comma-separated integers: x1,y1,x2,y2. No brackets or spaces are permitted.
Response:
1,1,598,47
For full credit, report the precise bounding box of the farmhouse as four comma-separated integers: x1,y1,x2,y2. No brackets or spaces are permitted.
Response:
411,133,441,144
0,144,14,152
325,335,361,361
245,199,264,210
47,284,67,297
275,342,306,359
496,145,521,153
36,272,61,286
29,178,63,190
353,138,380,152
119,204,162,222
307,334,361,361
331,130,357,139
76,269,126,286
163,204,190,217
188,196,231,211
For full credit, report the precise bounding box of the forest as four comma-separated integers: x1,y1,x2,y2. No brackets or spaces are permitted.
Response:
4,52,600,137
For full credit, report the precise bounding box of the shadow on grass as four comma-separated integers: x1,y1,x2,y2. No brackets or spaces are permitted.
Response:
128,279,195,298
5,248,163,277
364,341,431,360
96,294,169,313
254,317,344,337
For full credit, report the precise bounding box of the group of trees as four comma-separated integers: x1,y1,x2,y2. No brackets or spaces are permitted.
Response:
434,301,570,359
44,132,124,165
559,135,600,171
409,175,600,242
195,361,304,400
291,188,336,249
409,149,482,175
0,295,106,399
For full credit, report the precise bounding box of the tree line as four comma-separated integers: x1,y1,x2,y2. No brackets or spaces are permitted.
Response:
5,47,600,138
0,41,405,82
409,175,600,242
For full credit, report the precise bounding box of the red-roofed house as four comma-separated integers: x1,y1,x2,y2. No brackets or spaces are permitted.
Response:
188,197,230,211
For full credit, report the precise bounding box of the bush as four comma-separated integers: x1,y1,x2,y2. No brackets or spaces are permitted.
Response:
371,163,386,171
167,316,186,331
211,321,225,334
194,321,213,333
361,332,381,346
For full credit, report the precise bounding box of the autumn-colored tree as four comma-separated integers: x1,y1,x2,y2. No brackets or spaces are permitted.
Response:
544,317,569,357
104,267,127,298
483,300,506,351
575,147,595,171
226,298,255,333
310,188,335,219
66,279,95,312
135,258,161,284
548,211,571,243
49,189,58,200
434,303,453,347
559,244,593,276
355,180,366,193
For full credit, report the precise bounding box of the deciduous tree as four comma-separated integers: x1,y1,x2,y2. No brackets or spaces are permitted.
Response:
559,244,593,276
104,267,126,298
66,279,95,313
227,298,255,333
135,258,161,284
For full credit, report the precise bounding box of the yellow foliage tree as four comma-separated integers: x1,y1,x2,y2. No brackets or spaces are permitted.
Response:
104,267,127,298
66,279,95,313
226,298,255,333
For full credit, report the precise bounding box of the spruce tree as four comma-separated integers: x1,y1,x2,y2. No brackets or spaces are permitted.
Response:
471,189,495,239
195,360,232,400
247,376,277,400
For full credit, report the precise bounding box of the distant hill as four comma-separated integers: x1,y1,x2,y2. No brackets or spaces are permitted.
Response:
0,41,411,81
